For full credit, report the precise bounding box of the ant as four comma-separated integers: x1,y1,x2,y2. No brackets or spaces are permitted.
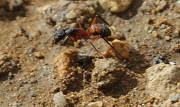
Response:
45,25,100,53
45,15,123,58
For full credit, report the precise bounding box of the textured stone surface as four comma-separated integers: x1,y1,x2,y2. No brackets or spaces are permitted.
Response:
146,63,180,100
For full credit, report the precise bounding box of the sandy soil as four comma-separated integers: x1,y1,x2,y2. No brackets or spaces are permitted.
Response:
0,0,180,107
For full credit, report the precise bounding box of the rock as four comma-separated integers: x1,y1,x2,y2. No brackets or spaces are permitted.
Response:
31,93,37,97
33,52,44,59
27,48,35,56
169,62,176,65
151,0,167,14
161,94,180,107
165,36,171,41
53,91,67,107
65,10,77,19
146,63,180,100
91,58,126,89
161,99,180,107
171,94,180,103
178,0,180,6
152,31,159,37
99,0,132,13
103,39,130,60
30,72,35,77
8,72,14,79
88,101,103,107
153,56,166,65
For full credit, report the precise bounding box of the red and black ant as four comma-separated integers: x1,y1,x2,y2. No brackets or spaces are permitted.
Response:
45,15,123,58
45,25,100,53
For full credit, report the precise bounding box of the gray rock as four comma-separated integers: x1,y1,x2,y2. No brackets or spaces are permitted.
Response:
171,94,180,103
146,64,180,100
53,91,67,107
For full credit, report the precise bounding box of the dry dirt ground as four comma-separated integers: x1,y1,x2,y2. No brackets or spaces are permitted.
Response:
0,0,180,107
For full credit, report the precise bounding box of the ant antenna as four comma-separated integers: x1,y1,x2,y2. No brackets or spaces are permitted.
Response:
44,35,54,45
61,35,69,45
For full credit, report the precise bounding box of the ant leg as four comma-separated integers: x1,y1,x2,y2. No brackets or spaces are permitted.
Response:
78,22,83,30
102,37,123,58
61,35,77,45
91,15,98,25
86,39,107,59
86,40,101,54
61,35,69,45
44,35,53,45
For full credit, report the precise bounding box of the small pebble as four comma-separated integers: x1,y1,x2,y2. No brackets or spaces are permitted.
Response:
30,73,35,77
74,40,81,48
152,31,158,37
169,62,176,65
177,0,180,6
28,48,35,55
160,24,166,29
153,56,165,65
148,30,152,34
53,91,67,107
8,72,14,79
34,52,44,58
76,53,88,66
88,101,103,107
65,10,77,19
171,94,180,103
165,36,171,41
31,93,37,97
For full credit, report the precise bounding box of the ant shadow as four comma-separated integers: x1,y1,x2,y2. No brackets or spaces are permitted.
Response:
0,3,29,21
127,48,150,74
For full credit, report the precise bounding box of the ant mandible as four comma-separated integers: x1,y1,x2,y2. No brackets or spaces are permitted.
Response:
45,15,123,58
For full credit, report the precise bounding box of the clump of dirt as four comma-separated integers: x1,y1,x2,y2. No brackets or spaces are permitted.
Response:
0,51,19,77
91,58,127,89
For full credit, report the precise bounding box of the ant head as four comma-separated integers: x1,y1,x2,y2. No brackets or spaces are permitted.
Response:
54,29,66,44
100,24,111,38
